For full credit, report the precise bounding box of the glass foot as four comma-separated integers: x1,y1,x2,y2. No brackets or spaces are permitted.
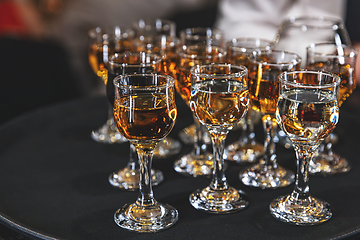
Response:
189,186,249,213
173,152,214,177
224,141,264,163
240,163,294,189
270,194,332,226
91,121,127,144
114,202,178,232
178,124,211,144
109,167,164,190
309,153,351,175
153,137,182,159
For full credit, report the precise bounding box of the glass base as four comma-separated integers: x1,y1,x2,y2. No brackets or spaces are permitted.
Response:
153,137,182,159
189,186,249,213
309,153,351,175
91,121,127,144
114,202,178,233
240,163,294,189
173,152,214,177
270,194,332,226
109,167,164,191
178,124,211,145
223,141,264,163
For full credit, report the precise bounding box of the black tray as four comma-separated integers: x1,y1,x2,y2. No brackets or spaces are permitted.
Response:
0,95,359,240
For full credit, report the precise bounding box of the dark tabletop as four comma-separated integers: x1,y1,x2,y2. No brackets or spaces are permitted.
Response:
0,90,360,240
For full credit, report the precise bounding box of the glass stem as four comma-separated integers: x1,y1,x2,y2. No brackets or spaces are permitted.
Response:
324,135,334,156
291,144,318,200
193,116,210,156
262,115,277,168
127,143,139,171
247,108,257,145
209,131,228,191
238,114,248,145
107,103,115,127
135,148,156,207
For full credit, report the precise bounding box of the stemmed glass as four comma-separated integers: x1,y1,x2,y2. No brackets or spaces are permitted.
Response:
274,16,352,150
189,63,249,213
224,38,274,163
306,43,358,175
270,70,340,225
88,26,134,144
274,16,351,68
107,52,164,190
173,27,226,177
240,50,299,188
113,73,178,232
131,18,182,158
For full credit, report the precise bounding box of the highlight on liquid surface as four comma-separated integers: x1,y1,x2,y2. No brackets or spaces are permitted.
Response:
190,79,249,130
276,89,339,145
113,93,177,141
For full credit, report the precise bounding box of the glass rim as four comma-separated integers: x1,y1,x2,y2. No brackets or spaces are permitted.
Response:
113,73,175,89
109,52,162,66
227,37,274,46
250,49,302,66
190,63,248,79
131,18,176,37
176,45,227,58
226,38,274,53
179,27,224,37
88,26,134,39
278,70,341,88
306,42,358,57
280,15,344,28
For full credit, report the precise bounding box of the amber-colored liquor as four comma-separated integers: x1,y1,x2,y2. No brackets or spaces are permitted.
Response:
227,54,249,66
133,37,178,77
88,40,133,84
175,46,226,105
191,80,249,127
277,89,339,143
88,44,110,83
106,56,161,106
306,62,356,106
248,71,280,116
113,93,177,141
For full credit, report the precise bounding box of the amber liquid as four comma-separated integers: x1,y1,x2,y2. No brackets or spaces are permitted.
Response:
306,62,356,106
113,93,177,141
227,53,249,66
133,38,178,77
277,89,339,144
248,70,281,117
88,39,132,84
175,46,226,105
191,79,249,127
106,56,161,106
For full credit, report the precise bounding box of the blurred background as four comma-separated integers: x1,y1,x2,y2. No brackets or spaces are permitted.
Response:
0,0,359,124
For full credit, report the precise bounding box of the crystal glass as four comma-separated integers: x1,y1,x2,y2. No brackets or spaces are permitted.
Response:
224,38,274,163
88,26,134,144
173,27,226,177
107,52,164,190
177,27,225,145
189,63,249,213
274,16,351,68
270,70,340,225
131,18,181,158
239,50,299,188
113,73,178,232
306,43,358,175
